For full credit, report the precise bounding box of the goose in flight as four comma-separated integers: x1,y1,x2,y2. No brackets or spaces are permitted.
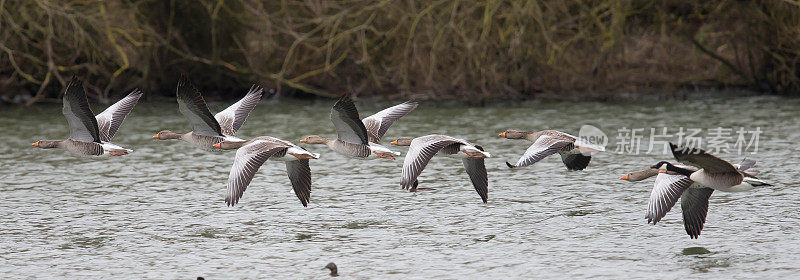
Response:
655,143,771,191
32,77,141,156
391,135,490,203
621,159,758,238
300,96,417,160
499,129,603,170
153,75,263,150
212,136,319,207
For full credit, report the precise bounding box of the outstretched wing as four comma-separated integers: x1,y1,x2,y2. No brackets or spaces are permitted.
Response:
330,95,369,145
95,89,143,142
734,159,756,171
225,140,289,206
463,154,488,203
681,187,714,239
215,85,263,136
558,150,591,170
647,173,693,224
62,77,100,143
361,100,418,144
400,135,464,190
176,75,223,137
285,159,312,207
670,143,739,174
507,135,572,168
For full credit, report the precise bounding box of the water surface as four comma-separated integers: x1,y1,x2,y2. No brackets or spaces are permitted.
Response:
1,96,799,278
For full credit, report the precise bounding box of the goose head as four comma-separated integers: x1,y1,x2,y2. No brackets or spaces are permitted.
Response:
212,140,248,150
300,135,328,145
390,137,414,146
324,262,338,277
153,130,181,140
650,161,671,170
498,129,527,139
620,168,659,181
31,140,58,149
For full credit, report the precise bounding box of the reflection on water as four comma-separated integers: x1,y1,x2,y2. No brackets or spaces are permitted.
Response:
1,96,800,278
682,247,712,255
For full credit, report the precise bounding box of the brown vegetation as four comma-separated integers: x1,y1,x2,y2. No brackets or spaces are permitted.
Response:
1,0,798,104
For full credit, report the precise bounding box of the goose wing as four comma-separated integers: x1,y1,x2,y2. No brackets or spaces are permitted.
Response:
285,159,312,207
669,143,738,174
215,85,263,136
462,145,488,203
95,89,143,142
400,135,465,190
176,76,223,137
330,96,369,145
225,140,290,206
733,159,756,171
62,77,100,143
681,187,714,239
558,151,591,170
647,172,693,224
507,134,572,168
361,100,418,143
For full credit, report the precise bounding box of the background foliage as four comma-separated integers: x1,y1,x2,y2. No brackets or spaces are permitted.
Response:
1,0,799,104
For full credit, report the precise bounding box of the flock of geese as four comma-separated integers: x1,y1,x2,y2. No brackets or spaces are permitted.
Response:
32,76,772,239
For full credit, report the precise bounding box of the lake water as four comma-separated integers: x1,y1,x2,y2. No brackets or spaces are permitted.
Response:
1,95,799,279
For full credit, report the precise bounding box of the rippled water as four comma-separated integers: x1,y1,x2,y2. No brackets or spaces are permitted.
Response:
1,95,799,279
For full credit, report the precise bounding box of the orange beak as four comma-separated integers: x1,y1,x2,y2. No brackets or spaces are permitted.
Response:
32,141,39,147
498,132,506,137
619,174,628,180
152,134,159,139
212,143,221,148
299,138,308,143
658,170,667,173
390,140,398,145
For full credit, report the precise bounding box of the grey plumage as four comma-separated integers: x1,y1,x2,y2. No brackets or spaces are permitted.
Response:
400,135,489,203
285,159,312,207
226,141,288,206
361,100,418,144
63,77,100,143
681,187,714,239
329,140,373,158
505,130,592,170
647,173,694,224
96,89,143,142
176,75,224,137
215,85,263,136
463,157,488,203
35,77,138,156
330,95,369,145
223,137,313,207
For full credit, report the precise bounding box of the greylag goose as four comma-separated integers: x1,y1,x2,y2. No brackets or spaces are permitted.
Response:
655,143,771,191
621,159,758,238
153,76,263,150
391,135,491,203
32,77,141,156
499,129,603,170
212,136,319,207
300,96,416,160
